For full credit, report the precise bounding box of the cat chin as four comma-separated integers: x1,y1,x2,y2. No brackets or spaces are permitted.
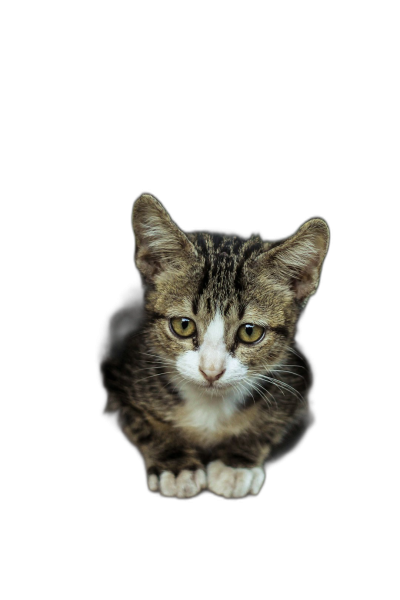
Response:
181,379,237,396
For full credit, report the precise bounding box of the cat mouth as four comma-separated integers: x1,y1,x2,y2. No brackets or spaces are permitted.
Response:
196,379,233,392
172,372,234,393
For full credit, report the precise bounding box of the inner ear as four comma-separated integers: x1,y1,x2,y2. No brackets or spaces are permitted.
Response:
261,218,330,304
132,193,198,282
290,250,324,301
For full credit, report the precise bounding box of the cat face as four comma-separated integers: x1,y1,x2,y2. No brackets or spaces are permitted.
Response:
140,277,295,397
132,194,329,398
175,311,248,391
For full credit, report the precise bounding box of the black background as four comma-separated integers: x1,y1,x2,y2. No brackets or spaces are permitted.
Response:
61,136,362,544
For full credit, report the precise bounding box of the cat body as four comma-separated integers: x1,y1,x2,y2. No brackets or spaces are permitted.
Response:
102,194,329,498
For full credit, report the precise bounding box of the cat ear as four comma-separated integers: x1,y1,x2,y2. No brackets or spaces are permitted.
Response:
260,218,330,304
132,193,198,281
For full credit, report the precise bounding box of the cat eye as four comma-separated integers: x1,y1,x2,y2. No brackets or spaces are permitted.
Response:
170,317,197,338
237,323,265,344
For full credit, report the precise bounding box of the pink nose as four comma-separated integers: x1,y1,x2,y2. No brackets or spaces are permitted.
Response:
199,368,226,383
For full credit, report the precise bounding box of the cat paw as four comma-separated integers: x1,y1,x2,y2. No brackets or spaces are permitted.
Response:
148,469,207,498
206,460,265,498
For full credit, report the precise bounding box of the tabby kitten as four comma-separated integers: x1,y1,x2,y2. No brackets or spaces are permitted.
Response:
102,194,329,498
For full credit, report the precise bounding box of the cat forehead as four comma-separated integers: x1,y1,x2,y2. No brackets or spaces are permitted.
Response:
187,232,265,313
150,231,276,322
189,231,263,254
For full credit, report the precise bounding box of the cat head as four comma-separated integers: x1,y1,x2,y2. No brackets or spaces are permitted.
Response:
132,193,329,396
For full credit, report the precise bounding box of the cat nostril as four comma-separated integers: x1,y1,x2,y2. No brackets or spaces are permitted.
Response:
214,369,225,381
199,368,226,383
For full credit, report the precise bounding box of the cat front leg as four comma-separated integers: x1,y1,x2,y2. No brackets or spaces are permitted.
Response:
206,439,271,498
144,444,207,498
119,404,206,497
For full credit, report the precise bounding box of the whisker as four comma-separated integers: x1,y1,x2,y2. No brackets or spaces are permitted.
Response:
133,370,178,384
269,377,304,401
285,346,304,360
262,368,306,380
137,351,176,365
248,372,304,402
242,376,277,408
235,379,255,405
247,372,286,398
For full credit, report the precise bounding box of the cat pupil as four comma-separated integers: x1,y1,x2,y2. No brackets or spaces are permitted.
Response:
245,325,253,337
182,319,189,330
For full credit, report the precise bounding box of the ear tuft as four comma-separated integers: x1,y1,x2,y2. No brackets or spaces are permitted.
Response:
132,193,197,282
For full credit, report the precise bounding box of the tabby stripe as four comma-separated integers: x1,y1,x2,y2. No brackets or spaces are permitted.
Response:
232,237,242,253
150,311,165,320
268,325,289,337
238,303,246,320
226,453,257,467
157,448,186,462
234,239,263,291
196,263,210,300
211,233,224,250
147,466,160,477
137,432,153,445
260,435,272,445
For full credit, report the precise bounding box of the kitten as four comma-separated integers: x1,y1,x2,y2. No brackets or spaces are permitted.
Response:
101,193,329,498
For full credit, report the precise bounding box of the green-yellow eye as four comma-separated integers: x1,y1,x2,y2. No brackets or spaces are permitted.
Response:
237,323,265,344
170,317,196,338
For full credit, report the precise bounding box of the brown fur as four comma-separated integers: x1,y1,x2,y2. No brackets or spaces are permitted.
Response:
101,193,329,495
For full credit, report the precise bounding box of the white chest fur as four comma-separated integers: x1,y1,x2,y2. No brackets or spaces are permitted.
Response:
175,382,243,437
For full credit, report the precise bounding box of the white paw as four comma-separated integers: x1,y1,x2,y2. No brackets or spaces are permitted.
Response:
148,469,207,498
206,460,265,498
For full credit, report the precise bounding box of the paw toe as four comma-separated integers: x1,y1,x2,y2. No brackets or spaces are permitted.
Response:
176,470,197,498
194,468,207,490
207,460,235,497
148,474,159,492
232,469,253,498
250,468,265,495
159,471,177,496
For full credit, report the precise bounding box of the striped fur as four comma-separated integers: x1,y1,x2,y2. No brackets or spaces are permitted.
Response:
101,193,329,497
